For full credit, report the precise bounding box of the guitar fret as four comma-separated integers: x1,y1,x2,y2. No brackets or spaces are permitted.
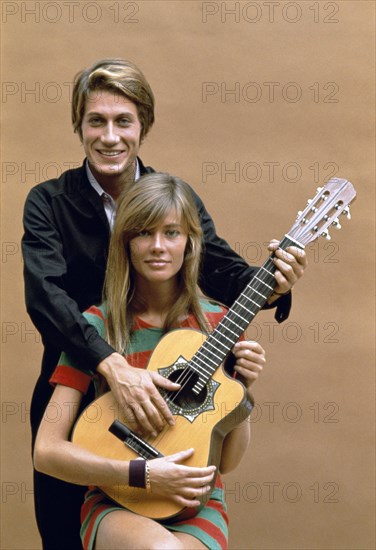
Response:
260,265,274,277
247,288,267,300
254,275,274,290
225,315,252,330
188,364,202,376
217,321,239,339
231,310,251,325
205,334,229,353
236,295,259,309
194,380,205,392
210,330,235,346
190,361,212,379
192,353,218,370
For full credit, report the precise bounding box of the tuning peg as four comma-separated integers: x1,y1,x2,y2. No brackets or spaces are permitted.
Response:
342,207,351,219
307,198,319,211
297,211,308,224
321,230,331,240
332,218,342,229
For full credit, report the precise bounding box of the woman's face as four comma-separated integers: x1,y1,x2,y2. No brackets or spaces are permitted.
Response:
81,90,142,184
129,212,188,287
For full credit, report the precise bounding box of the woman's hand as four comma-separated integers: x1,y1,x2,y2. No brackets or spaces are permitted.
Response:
148,448,216,508
97,353,180,437
267,239,308,301
232,340,266,391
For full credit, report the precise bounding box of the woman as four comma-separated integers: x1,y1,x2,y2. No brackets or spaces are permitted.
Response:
34,173,266,550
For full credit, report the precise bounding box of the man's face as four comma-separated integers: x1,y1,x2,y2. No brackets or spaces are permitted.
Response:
81,90,142,183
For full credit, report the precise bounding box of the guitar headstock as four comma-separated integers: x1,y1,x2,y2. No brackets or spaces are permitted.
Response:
287,178,357,247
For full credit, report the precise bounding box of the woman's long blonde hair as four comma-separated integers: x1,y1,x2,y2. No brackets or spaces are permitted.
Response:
104,173,208,353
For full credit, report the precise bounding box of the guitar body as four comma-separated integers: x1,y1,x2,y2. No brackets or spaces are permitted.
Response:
72,328,253,519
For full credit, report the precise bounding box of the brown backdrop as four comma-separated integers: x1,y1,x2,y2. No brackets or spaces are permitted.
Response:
1,1,375,549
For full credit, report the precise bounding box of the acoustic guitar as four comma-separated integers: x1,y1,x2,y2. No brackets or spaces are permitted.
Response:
72,177,356,519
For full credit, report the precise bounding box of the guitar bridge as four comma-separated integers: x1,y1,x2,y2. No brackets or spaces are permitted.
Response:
109,420,164,460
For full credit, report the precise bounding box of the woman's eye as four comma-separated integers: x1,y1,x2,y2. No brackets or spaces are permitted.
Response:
166,230,180,237
137,230,150,237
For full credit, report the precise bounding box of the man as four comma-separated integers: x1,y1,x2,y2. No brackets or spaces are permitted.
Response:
22,58,307,549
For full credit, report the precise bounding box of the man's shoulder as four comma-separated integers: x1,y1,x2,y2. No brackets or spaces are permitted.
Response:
27,162,87,200
138,157,155,176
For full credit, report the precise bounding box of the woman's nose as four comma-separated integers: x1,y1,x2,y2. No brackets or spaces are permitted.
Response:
150,233,164,251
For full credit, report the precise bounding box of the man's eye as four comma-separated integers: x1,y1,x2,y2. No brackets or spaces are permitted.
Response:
118,118,130,126
88,117,102,125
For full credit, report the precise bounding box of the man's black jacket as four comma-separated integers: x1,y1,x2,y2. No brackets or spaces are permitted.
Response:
22,159,291,380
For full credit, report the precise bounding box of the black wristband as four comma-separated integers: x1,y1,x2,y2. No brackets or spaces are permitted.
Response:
272,289,290,296
128,459,146,488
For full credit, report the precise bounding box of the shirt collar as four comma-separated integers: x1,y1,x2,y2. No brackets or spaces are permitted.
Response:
86,159,141,197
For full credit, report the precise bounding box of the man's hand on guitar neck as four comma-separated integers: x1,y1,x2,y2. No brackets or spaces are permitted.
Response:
97,353,180,437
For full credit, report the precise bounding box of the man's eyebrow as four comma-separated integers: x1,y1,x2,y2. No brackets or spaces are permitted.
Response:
85,110,135,118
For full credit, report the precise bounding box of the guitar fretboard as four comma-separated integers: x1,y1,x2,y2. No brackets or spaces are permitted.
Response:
190,235,304,394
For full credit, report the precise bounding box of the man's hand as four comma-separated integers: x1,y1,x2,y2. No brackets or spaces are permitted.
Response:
267,239,308,303
97,353,180,437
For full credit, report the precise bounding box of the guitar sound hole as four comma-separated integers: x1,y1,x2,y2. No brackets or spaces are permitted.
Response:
166,368,207,410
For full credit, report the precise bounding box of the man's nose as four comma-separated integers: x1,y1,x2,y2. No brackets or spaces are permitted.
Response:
100,122,120,145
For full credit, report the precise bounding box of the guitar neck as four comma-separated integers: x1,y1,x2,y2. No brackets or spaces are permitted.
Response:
190,235,304,394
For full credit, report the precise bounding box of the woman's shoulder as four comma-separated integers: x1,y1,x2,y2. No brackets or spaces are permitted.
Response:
82,303,108,338
198,298,228,329
199,298,228,315
84,302,108,320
